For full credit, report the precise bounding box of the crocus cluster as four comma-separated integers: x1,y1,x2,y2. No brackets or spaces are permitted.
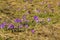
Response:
0,15,39,33
0,16,39,29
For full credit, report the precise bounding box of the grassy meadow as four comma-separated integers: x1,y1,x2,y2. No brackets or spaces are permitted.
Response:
0,0,60,40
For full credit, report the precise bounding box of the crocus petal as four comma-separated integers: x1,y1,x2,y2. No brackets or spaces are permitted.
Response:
0,24,5,28
47,18,51,22
14,18,21,23
34,16,39,22
22,15,26,20
34,16,38,20
8,24,14,29
18,24,23,28
31,29,35,33
34,9,40,13
35,20,39,23
0,22,7,29
25,24,29,28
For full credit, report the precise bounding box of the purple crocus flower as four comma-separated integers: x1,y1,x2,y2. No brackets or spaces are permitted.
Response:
8,24,14,29
31,29,35,33
22,15,27,22
22,15,26,20
0,22,6,28
25,24,29,28
47,18,51,22
34,9,40,13
0,23,5,28
34,16,39,22
34,16,38,20
18,24,23,28
14,18,21,23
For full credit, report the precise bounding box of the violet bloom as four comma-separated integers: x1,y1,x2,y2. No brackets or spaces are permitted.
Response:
22,15,26,20
0,22,6,28
14,18,21,23
8,24,14,29
2,22,6,25
34,9,40,13
22,15,27,21
18,24,23,28
0,23,5,28
34,16,38,20
34,16,39,22
31,29,35,33
47,18,51,22
25,24,29,28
